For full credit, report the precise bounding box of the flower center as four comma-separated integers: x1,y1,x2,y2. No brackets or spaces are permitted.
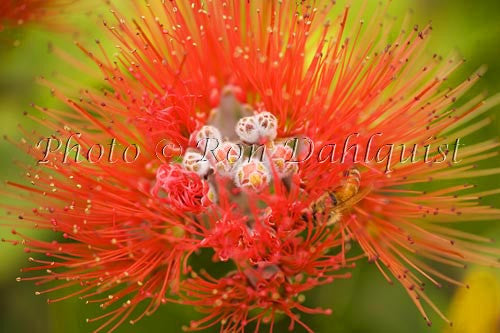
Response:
180,87,298,201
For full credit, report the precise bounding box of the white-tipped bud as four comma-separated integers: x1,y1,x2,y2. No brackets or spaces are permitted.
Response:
213,141,243,176
235,116,260,143
234,160,271,192
194,125,222,150
270,144,298,177
182,150,211,176
255,111,277,141
202,183,217,205
196,125,222,142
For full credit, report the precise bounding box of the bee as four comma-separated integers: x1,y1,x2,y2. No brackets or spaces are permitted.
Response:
305,168,363,225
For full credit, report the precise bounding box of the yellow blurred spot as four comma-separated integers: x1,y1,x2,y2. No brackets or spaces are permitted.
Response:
445,269,500,333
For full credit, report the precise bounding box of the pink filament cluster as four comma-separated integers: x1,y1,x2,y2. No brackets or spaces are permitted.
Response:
152,164,210,213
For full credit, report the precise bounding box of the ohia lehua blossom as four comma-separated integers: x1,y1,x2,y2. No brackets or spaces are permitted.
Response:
3,1,500,332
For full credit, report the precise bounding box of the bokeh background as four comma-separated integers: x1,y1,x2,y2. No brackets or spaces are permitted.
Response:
0,1,499,332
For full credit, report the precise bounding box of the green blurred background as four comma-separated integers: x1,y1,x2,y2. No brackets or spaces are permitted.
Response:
0,1,499,332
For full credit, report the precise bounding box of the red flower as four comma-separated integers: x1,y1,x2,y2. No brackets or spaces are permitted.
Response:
3,0,500,332
181,267,342,333
0,0,76,31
